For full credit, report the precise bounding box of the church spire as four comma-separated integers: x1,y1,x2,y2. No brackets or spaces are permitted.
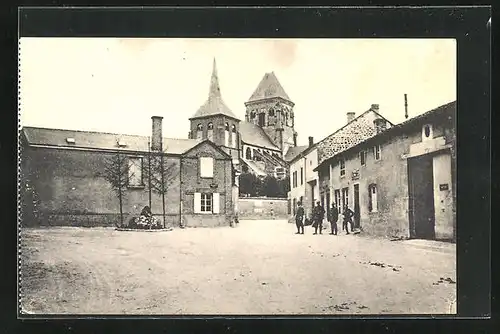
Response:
209,57,221,99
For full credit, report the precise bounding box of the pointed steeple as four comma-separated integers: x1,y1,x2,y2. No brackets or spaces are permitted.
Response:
189,58,239,121
209,58,221,99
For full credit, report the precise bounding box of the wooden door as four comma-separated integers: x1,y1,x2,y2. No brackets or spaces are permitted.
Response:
408,155,435,239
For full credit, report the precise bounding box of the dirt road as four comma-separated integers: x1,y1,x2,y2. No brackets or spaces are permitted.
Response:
20,220,456,315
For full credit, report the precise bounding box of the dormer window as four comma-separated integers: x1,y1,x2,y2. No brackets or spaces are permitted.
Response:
66,137,75,144
422,124,433,141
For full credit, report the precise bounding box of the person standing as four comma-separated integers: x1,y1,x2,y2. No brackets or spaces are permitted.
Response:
295,202,305,234
342,205,354,234
312,201,325,235
328,203,339,235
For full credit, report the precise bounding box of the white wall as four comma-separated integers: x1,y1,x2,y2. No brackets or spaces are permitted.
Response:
433,152,454,240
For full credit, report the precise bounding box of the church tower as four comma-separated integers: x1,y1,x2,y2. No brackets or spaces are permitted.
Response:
188,59,241,161
244,72,297,158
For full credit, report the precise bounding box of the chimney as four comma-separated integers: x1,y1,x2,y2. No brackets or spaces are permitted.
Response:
293,133,297,147
373,118,387,134
151,116,163,151
404,94,408,119
308,136,314,147
371,104,380,111
347,112,355,123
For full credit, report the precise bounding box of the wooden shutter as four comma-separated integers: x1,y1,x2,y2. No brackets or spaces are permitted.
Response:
212,193,220,214
194,192,201,213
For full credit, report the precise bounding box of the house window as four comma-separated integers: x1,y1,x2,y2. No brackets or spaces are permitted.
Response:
196,124,203,140
360,150,366,166
231,125,237,148
207,123,214,142
373,145,381,160
128,157,143,187
422,124,433,141
199,157,214,178
368,184,378,212
224,122,230,146
300,167,304,185
292,171,297,188
194,192,220,214
245,147,252,160
340,159,346,176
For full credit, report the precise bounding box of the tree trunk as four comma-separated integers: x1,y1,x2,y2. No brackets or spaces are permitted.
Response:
118,181,123,227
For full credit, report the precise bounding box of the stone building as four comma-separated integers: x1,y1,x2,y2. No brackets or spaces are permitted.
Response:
21,116,236,228
308,104,394,219
287,136,319,218
188,59,302,181
313,101,456,241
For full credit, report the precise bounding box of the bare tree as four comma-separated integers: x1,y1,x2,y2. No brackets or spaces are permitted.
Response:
143,151,178,228
103,152,132,227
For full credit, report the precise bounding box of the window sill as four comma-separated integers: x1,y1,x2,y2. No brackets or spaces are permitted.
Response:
339,174,346,179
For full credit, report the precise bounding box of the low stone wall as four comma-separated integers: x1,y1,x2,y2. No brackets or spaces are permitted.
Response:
24,212,180,228
238,197,288,220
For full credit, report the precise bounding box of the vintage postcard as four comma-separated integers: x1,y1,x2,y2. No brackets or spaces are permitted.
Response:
18,8,481,318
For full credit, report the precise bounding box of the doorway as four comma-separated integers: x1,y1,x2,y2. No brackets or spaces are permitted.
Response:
353,184,360,229
408,155,435,239
341,187,349,213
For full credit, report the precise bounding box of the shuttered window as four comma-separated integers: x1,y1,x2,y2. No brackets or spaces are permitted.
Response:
194,193,201,213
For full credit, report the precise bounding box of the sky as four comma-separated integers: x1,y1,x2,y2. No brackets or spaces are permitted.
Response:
19,38,456,146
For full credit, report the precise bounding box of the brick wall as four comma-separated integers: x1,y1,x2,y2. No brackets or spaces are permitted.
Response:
238,197,288,219
22,147,182,226
180,141,234,227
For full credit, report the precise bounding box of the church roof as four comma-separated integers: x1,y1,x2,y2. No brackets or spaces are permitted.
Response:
22,126,201,155
190,59,240,121
239,121,280,151
247,72,292,103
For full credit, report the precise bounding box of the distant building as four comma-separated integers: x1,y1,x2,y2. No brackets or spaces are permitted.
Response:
188,59,300,181
313,101,456,241
287,136,319,218
20,116,236,228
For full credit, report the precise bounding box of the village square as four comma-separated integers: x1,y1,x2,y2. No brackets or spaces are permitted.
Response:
19,38,456,315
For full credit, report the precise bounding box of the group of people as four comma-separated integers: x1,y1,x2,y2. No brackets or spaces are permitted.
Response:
294,201,355,235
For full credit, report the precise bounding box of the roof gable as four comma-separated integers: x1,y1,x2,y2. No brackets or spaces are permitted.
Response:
22,127,200,155
182,139,232,160
190,59,239,121
239,121,280,150
316,108,393,165
284,145,309,162
247,72,292,103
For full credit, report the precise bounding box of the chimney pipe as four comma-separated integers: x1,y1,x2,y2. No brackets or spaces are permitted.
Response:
404,94,408,119
151,116,163,151
347,112,355,123
293,133,297,147
308,136,314,147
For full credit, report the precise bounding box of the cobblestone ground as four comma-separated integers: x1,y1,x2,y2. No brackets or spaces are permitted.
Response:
20,220,456,315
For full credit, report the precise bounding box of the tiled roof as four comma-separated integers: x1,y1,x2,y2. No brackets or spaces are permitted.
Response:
22,126,200,155
284,145,309,162
247,72,292,103
239,121,280,150
313,101,456,171
315,107,394,166
190,59,239,121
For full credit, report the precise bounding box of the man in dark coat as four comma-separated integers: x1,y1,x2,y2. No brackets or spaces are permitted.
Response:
295,202,305,234
328,203,339,235
342,205,354,235
312,201,325,235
